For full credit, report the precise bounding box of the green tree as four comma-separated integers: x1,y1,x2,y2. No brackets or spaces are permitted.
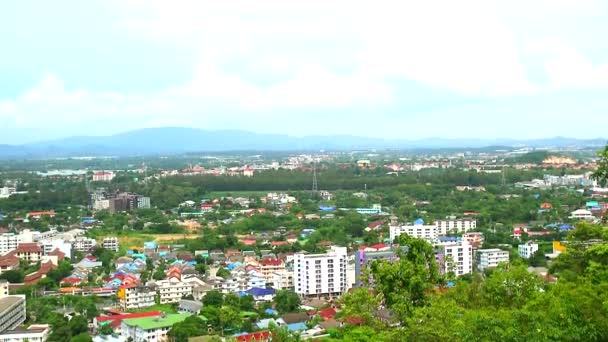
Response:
68,315,89,336
202,290,224,307
99,323,114,336
274,290,301,313
70,333,93,342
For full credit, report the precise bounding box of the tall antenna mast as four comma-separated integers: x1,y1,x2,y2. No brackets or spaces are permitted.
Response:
312,157,318,196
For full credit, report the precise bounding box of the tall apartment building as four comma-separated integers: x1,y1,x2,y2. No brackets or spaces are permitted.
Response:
518,242,539,259
102,237,119,252
436,218,477,235
435,240,473,277
119,285,156,311
108,193,151,213
0,234,23,255
293,246,347,297
0,281,26,334
477,249,510,271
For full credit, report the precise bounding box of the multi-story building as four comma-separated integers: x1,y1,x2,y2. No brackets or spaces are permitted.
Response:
518,242,539,259
72,237,96,253
0,235,23,255
436,218,477,235
14,243,43,263
354,247,407,287
0,324,50,342
0,282,26,334
0,187,16,199
40,239,73,259
259,259,285,283
118,285,156,311
107,193,151,213
121,313,190,342
293,246,347,297
137,197,151,210
102,237,119,252
477,249,510,271
154,280,194,304
435,239,473,277
271,270,294,291
92,171,115,182
389,219,438,243
463,232,485,249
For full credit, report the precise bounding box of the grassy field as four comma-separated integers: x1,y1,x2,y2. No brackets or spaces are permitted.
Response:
118,233,201,250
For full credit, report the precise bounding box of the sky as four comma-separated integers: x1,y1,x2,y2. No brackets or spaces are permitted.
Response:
1,0,608,144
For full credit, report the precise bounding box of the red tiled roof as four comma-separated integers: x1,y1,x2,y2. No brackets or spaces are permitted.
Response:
271,241,288,247
309,307,337,320
48,248,65,260
24,261,55,285
26,211,55,217
61,277,83,284
367,220,384,229
0,254,20,268
235,331,271,342
260,258,283,266
16,243,43,254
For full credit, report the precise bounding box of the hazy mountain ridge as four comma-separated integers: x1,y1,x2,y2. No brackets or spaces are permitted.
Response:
0,127,605,159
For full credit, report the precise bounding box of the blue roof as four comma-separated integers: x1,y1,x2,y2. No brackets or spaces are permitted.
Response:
264,308,278,315
414,218,424,225
559,224,573,231
287,322,308,332
144,241,157,248
438,236,460,242
246,287,276,296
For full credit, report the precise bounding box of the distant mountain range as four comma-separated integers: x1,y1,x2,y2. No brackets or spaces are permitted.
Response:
0,127,605,159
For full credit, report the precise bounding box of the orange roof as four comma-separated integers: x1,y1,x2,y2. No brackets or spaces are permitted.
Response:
15,243,43,254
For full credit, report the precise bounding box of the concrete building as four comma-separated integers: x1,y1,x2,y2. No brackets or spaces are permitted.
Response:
121,313,190,342
389,219,438,243
0,235,24,255
477,249,510,271
14,243,43,263
118,286,156,311
436,218,477,235
436,240,473,277
92,171,115,182
354,247,406,287
293,246,347,297
72,237,96,253
518,242,539,259
259,259,285,283
0,282,26,334
0,324,50,342
103,237,119,252
569,209,595,221
154,279,194,304
463,232,485,250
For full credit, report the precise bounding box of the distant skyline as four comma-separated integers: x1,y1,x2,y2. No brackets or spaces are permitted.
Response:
1,1,608,144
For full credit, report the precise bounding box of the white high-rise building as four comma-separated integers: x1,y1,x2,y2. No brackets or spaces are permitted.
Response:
0,234,23,255
436,218,477,235
389,219,438,243
436,240,473,276
294,246,347,297
477,249,510,271
518,242,539,259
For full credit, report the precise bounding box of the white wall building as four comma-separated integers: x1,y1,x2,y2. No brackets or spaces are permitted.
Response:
92,171,115,182
0,235,22,255
102,237,119,252
119,286,156,311
389,219,438,243
436,218,477,235
436,240,473,277
72,237,96,252
293,246,347,297
569,209,595,221
154,279,194,304
0,188,16,199
477,249,510,271
40,239,73,259
518,242,539,259
0,283,26,334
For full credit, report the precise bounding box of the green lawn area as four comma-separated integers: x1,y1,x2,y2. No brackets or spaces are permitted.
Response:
129,303,177,314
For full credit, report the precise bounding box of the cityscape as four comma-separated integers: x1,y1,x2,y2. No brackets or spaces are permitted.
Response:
2,1,608,342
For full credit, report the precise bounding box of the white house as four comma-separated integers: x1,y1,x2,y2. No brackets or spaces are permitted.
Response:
518,242,539,259
569,209,595,221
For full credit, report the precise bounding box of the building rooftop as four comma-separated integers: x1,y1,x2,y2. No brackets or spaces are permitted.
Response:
122,313,190,330
0,296,24,313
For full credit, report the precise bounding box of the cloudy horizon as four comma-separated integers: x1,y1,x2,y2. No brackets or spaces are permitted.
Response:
1,0,608,144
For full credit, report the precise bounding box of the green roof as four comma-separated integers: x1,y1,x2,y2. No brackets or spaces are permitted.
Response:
123,313,190,330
